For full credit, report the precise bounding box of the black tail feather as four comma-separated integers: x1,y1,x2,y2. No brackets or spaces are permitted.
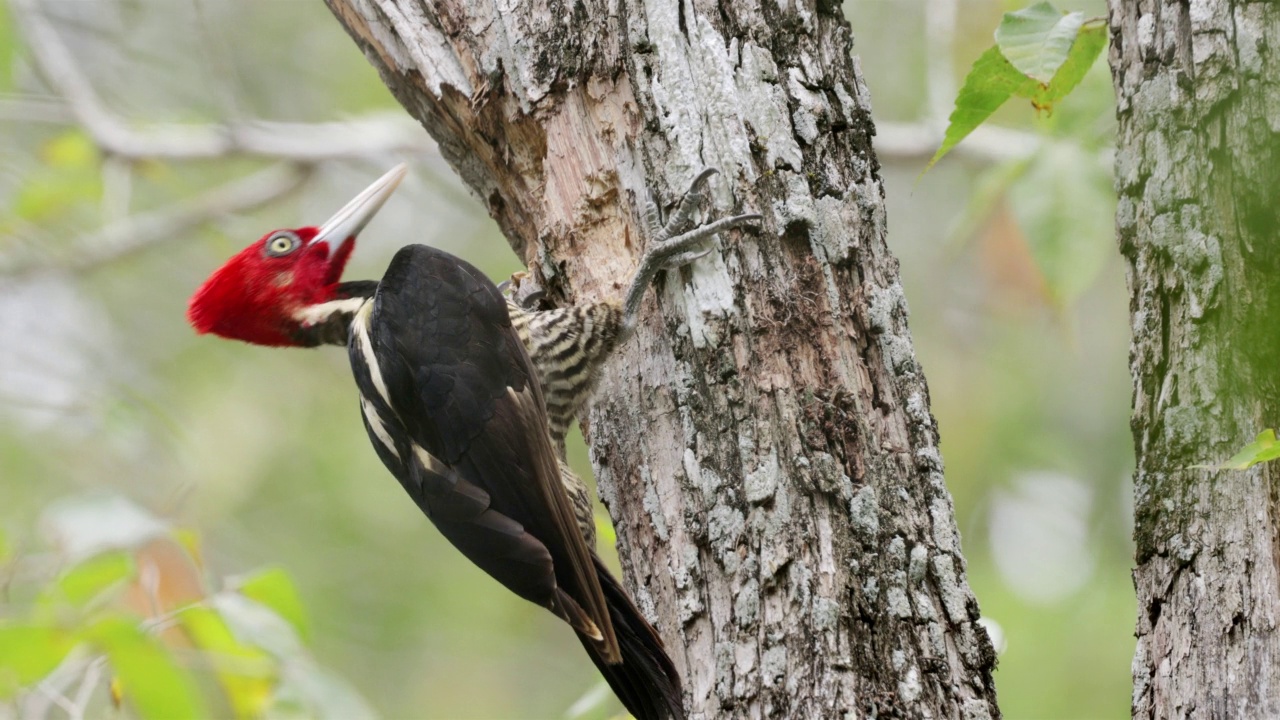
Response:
578,554,685,720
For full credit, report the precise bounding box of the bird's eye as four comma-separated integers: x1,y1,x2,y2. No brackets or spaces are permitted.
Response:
264,232,299,257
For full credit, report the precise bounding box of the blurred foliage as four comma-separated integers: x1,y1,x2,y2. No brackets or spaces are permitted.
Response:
8,130,102,227
0,0,1132,719
0,495,373,719
936,16,1116,312
1006,141,1114,307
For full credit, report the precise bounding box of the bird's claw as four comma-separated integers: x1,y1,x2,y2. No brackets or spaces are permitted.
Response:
621,169,762,335
662,168,720,238
640,168,758,272
643,168,720,239
641,211,764,272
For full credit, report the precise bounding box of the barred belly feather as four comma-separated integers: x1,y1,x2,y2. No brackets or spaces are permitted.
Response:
507,299,622,449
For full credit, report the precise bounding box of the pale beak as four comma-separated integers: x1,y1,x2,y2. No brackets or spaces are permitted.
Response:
314,163,409,251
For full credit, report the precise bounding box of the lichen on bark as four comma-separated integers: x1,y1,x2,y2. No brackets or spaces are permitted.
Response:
324,0,998,716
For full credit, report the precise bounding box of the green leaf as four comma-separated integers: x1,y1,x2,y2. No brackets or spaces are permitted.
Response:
1034,21,1109,109
179,605,275,718
85,615,208,720
0,624,76,699
927,46,1040,171
995,2,1085,84
237,567,311,644
927,9,1108,170
40,551,136,612
1210,430,1280,470
212,593,304,659
1007,143,1115,305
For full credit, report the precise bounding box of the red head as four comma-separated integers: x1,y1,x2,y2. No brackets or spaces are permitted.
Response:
187,164,407,347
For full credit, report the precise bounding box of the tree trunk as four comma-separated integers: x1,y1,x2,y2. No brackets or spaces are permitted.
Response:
1110,1,1280,717
323,1,998,716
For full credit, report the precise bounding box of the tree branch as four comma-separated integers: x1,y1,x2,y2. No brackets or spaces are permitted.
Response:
0,163,313,277
9,0,435,162
875,121,1043,161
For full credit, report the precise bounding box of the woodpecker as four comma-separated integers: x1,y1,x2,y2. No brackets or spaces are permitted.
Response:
187,164,760,720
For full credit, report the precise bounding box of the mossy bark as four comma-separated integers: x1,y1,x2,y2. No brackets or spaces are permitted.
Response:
324,1,998,716
1109,0,1280,716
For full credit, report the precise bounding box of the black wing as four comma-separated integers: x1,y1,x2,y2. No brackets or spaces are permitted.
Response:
349,244,618,660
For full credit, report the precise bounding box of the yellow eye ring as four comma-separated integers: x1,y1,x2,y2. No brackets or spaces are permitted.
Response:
264,232,299,257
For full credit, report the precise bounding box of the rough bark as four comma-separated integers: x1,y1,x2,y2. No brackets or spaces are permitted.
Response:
1109,1,1280,717
323,1,997,717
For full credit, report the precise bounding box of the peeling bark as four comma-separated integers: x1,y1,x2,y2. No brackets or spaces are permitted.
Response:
1109,1,1280,717
323,1,997,716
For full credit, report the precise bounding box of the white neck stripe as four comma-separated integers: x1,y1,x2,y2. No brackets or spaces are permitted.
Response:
293,297,369,327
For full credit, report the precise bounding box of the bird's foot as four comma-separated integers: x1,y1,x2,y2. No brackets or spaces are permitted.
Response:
622,169,762,331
